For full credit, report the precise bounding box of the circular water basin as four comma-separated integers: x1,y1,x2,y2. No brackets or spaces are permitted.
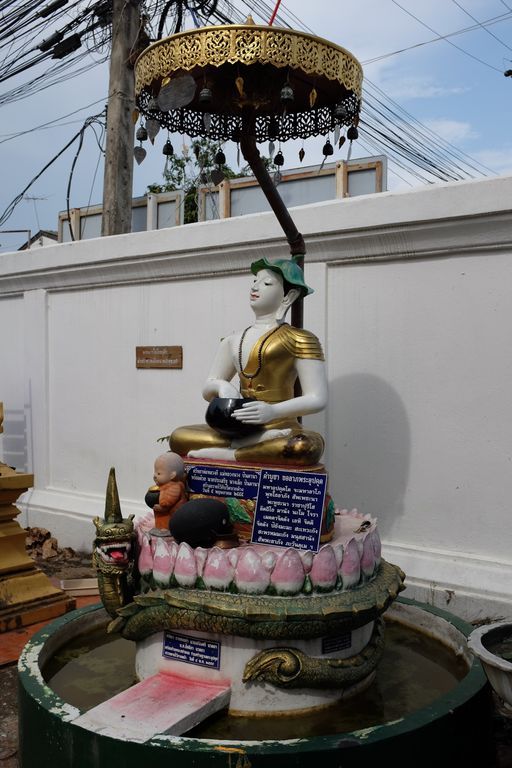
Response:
18,597,493,767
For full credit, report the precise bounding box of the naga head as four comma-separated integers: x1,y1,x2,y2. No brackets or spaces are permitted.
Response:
93,467,135,570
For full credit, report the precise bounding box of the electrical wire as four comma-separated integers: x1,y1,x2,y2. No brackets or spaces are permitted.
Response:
0,0,501,221
0,111,105,228
0,96,109,144
363,11,512,65
390,0,504,73
450,0,512,52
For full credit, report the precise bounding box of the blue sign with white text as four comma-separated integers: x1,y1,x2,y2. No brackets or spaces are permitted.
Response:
162,631,221,669
186,464,260,500
252,468,326,552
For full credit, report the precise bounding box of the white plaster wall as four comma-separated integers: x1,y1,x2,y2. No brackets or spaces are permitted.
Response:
0,296,28,477
1,174,511,621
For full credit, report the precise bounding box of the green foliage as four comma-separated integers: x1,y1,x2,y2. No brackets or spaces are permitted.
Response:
148,137,274,224
225,497,253,525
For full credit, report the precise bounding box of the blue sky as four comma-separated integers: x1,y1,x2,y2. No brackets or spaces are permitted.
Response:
0,0,511,252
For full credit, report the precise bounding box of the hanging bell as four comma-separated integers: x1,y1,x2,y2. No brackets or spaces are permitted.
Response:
274,150,284,167
334,102,348,122
162,139,174,156
214,150,226,166
136,125,148,142
347,125,359,141
322,139,334,157
280,83,294,106
199,86,213,106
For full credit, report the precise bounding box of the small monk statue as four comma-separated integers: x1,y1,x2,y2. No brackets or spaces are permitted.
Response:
170,257,327,466
152,452,188,529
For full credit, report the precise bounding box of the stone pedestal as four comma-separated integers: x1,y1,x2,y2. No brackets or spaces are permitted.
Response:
0,463,75,632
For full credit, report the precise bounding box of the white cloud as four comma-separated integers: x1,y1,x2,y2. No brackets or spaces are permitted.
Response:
375,75,468,101
422,118,478,143
472,148,512,177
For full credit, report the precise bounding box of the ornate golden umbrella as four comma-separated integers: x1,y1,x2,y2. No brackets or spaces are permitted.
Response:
135,18,363,321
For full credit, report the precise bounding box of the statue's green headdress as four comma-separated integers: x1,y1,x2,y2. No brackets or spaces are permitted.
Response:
250,256,313,297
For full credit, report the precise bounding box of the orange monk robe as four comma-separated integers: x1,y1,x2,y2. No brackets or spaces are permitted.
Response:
154,480,187,529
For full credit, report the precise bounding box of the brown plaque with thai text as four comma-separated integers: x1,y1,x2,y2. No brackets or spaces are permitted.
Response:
136,346,183,369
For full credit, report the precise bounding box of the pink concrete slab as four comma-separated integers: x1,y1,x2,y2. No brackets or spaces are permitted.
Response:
74,672,231,742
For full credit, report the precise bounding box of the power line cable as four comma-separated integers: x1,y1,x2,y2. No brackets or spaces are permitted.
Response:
0,96,110,144
362,11,512,64
390,0,503,73
0,111,105,228
449,0,512,53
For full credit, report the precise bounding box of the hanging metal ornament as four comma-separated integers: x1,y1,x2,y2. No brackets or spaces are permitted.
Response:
158,74,196,110
309,87,317,108
214,149,226,166
347,125,359,141
274,170,282,185
280,83,294,107
199,86,213,106
334,124,341,145
317,138,334,173
235,76,246,98
136,125,148,142
162,139,174,156
145,118,161,144
134,145,146,165
268,140,275,159
339,134,346,149
147,97,160,112
274,149,284,167
203,112,212,133
322,139,334,157
211,168,225,185
334,102,348,122
298,147,305,163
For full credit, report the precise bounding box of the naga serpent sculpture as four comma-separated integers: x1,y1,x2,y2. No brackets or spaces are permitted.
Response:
93,468,137,618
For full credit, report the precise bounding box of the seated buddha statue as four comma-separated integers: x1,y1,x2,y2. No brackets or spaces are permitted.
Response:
170,256,327,466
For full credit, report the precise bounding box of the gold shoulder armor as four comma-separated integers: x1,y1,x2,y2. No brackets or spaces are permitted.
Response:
278,325,325,361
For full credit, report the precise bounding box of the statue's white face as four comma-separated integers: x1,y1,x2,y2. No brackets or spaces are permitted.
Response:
153,457,175,485
249,268,284,315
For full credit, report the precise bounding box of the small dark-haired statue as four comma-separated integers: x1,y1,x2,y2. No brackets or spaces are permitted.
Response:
170,257,327,466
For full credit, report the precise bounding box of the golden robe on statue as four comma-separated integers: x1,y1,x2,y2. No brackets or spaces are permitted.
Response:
170,324,325,466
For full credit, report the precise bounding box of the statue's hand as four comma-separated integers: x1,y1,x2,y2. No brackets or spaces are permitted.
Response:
232,400,276,424
218,381,241,398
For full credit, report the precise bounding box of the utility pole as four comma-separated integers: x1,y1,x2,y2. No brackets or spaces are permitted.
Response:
101,0,141,236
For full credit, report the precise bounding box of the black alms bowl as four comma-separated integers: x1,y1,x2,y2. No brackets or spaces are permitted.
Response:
205,397,260,438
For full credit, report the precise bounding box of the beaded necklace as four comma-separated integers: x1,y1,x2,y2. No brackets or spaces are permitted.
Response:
238,324,281,385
